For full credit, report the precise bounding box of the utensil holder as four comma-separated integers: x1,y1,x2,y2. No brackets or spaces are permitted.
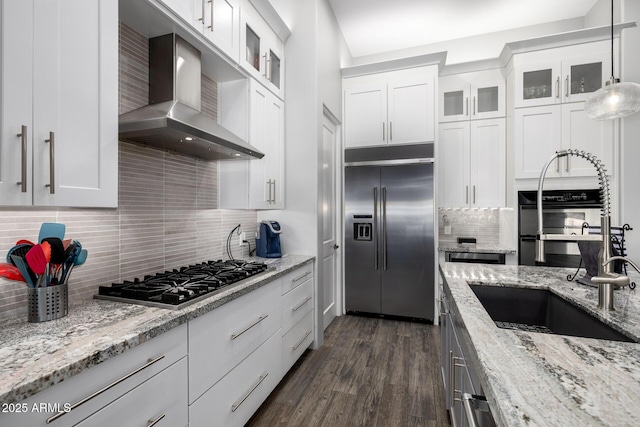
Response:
28,283,68,322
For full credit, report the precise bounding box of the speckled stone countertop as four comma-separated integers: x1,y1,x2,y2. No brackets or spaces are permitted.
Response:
439,244,516,254
440,262,640,426
0,254,314,405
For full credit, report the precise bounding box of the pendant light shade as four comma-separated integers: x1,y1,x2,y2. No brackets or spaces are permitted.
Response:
585,0,640,120
585,78,640,120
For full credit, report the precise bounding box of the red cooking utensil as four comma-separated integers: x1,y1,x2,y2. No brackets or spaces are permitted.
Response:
25,244,47,276
0,263,24,282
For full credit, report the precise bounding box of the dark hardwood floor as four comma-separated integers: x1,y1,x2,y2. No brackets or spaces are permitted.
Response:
247,315,450,427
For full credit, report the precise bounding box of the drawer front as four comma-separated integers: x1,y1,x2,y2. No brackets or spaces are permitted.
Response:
189,330,283,427
188,280,281,403
76,358,188,427
0,323,188,427
281,278,313,334
280,264,314,295
282,311,314,374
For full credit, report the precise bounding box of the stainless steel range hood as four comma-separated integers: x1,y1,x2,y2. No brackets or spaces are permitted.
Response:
119,33,264,160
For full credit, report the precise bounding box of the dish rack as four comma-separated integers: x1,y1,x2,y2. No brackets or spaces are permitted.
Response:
567,223,636,289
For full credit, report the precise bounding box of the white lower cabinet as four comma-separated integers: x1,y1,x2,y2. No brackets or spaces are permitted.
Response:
76,358,188,427
282,311,314,373
0,323,188,427
189,330,283,427
188,279,281,403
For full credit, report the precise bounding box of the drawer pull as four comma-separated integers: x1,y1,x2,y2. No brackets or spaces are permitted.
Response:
147,413,166,427
292,330,312,351
292,271,311,283
231,373,268,412
292,296,312,312
231,314,268,340
46,355,165,424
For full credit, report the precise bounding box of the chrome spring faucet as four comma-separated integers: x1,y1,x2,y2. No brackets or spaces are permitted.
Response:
535,149,636,310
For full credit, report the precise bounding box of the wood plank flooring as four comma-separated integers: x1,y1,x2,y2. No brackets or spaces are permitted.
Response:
247,315,450,427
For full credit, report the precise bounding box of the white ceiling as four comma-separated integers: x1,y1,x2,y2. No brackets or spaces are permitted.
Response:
328,0,600,58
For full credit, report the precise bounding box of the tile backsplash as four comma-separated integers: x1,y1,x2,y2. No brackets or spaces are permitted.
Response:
0,23,255,320
438,207,515,249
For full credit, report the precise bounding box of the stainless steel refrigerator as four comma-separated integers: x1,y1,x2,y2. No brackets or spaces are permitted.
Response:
344,160,435,321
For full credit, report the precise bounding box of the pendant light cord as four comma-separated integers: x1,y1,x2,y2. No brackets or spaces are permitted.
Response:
611,0,614,78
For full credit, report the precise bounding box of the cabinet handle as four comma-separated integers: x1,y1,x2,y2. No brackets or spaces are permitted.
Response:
231,373,269,412
556,76,560,99
272,179,276,203
465,185,469,204
207,0,213,31
473,185,476,204
46,355,165,424
16,125,27,192
556,157,560,173
465,97,469,116
566,156,570,173
292,330,312,351
382,122,385,141
292,270,311,283
231,314,268,340
45,131,55,194
389,121,393,141
147,413,166,427
262,53,269,79
473,96,476,115
565,76,569,98
198,0,205,22
449,350,455,404
292,296,312,312
267,179,273,203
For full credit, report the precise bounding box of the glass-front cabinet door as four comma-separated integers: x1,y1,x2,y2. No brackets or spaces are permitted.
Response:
471,80,505,120
562,53,607,103
515,61,562,108
439,85,471,122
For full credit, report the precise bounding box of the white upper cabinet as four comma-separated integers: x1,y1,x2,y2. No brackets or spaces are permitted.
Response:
514,42,609,108
0,0,118,207
159,0,240,62
240,5,284,99
438,119,505,208
344,66,436,148
218,78,285,209
439,71,505,122
514,103,614,179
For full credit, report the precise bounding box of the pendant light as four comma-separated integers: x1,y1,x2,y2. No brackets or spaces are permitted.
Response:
585,0,640,120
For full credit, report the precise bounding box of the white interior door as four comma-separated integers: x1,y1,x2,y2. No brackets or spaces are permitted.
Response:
322,110,340,330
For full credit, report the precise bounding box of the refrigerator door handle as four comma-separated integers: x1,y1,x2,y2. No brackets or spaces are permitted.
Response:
373,187,379,270
382,186,387,271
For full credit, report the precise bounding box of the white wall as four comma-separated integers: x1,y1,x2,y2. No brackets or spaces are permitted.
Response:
347,18,585,66
259,0,347,346
621,0,640,263
586,0,621,27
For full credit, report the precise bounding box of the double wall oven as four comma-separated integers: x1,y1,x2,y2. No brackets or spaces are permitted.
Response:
518,189,602,267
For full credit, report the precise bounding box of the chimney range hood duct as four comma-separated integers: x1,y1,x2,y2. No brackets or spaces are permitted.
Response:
118,33,264,160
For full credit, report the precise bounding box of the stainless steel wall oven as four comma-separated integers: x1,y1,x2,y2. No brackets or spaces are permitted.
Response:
518,189,602,267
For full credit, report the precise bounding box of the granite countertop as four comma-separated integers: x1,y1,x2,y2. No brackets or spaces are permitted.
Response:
440,262,640,426
0,254,314,405
439,244,516,254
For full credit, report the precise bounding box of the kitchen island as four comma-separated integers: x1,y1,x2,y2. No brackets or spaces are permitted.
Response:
440,262,640,426
0,255,314,413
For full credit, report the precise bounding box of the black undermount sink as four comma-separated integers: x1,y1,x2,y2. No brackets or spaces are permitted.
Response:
469,285,635,343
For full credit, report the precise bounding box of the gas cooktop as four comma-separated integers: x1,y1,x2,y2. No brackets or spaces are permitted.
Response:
94,259,270,310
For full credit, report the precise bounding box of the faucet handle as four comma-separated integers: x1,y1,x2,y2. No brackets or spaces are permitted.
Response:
591,273,630,287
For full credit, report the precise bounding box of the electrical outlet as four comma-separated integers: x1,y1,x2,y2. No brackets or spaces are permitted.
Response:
239,232,247,246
